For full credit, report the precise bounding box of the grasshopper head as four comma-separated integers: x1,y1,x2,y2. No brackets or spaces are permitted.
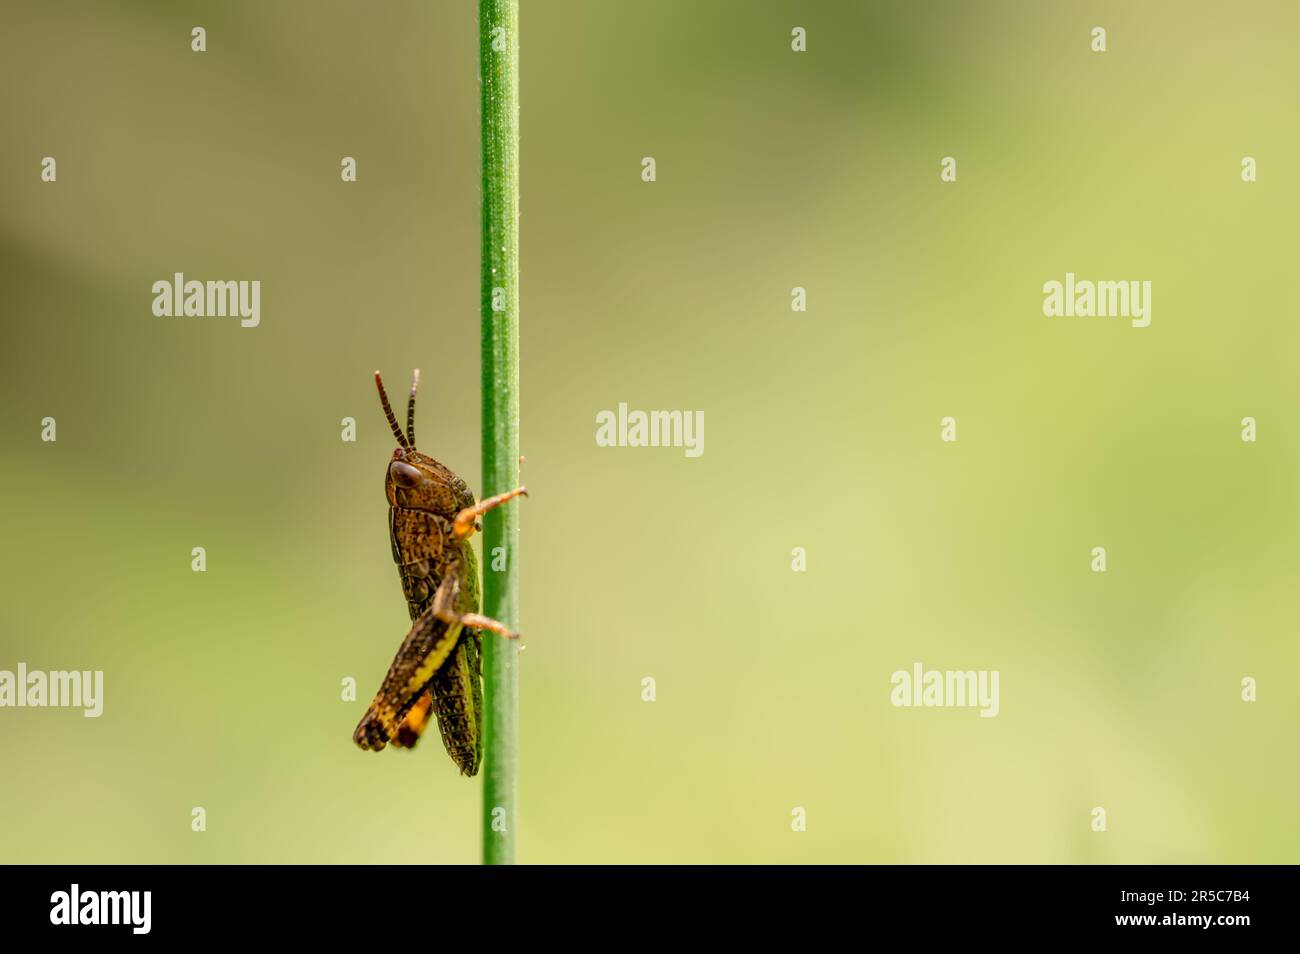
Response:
375,370,476,518
385,447,474,516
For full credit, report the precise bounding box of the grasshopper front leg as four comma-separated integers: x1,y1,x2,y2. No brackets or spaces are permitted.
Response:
452,485,527,538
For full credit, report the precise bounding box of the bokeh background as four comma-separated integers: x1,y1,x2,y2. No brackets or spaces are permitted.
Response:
2,0,1297,864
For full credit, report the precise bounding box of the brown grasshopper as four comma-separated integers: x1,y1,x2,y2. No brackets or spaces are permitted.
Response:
352,370,526,776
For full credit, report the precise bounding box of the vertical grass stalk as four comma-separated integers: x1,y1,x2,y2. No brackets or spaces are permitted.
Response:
479,0,520,866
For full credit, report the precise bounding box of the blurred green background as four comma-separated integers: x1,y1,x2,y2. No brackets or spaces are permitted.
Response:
1,0,1297,864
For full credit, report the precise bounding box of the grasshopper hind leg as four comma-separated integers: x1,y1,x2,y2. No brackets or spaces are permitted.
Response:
392,690,434,748
352,594,465,752
354,573,511,771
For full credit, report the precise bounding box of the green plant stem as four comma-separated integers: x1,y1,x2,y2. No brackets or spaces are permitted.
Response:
479,0,520,866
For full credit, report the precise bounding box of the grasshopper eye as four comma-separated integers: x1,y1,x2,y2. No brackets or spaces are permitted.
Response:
390,460,422,488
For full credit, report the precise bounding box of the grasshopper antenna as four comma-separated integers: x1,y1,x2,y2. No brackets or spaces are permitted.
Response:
406,368,420,449
374,371,409,449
